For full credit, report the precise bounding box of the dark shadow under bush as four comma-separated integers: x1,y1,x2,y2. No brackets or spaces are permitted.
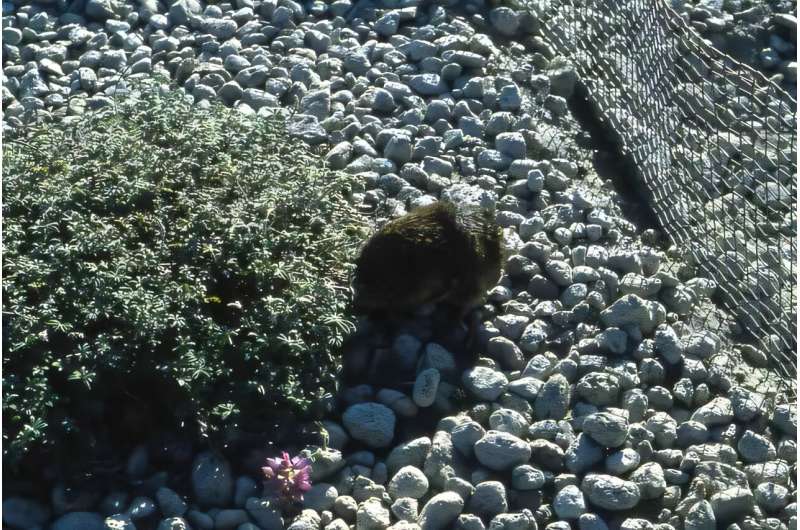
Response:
2,83,368,476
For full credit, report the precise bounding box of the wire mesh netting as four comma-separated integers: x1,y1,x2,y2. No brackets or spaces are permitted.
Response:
515,0,797,389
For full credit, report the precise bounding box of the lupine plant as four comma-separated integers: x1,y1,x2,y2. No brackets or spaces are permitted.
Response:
262,452,313,505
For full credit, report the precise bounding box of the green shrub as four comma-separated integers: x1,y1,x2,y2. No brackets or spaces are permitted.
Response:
3,84,368,465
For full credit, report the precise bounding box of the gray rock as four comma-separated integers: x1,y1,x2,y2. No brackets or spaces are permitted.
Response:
654,325,683,364
391,498,419,523
245,498,284,530
619,273,661,298
288,510,321,530
442,51,487,69
646,412,678,448
365,88,396,114
772,403,796,436
489,7,520,36
342,51,372,76
474,431,531,470
86,0,117,20
507,377,543,400
729,387,765,423
99,492,128,518
308,448,345,482
684,500,715,530
451,421,485,458
400,40,438,62
192,452,233,507
522,354,555,381
326,142,353,170
462,367,508,401
468,482,507,519
577,513,609,530
375,11,400,36
519,322,548,353
343,403,396,448
385,135,413,164
487,511,534,530
157,517,191,530
488,337,525,371
128,496,157,520
187,510,214,530
389,466,429,500
511,465,546,490
629,462,666,500
737,431,776,463
51,512,105,530
204,18,238,40
744,460,791,486
690,397,733,426
357,498,391,530
753,182,791,210
498,85,522,111
409,74,447,96
495,314,529,341
169,0,202,25
495,132,526,159
605,448,641,474
754,482,789,513
305,30,331,53
218,81,244,104
690,463,745,496
215,509,249,528
303,484,338,512
419,492,464,530
19,69,49,98
684,332,719,358
566,434,603,474
104,514,136,530
534,374,570,420
582,412,628,448
387,437,432,474
287,114,328,144
489,409,529,437
51,483,96,514
3,27,21,46
423,431,456,490
236,66,269,88
233,477,257,508
335,496,359,522
548,64,578,98
600,295,666,334
300,89,331,121
3,497,50,529
453,513,486,530
709,487,754,523
413,369,440,408
581,474,641,511
554,485,586,520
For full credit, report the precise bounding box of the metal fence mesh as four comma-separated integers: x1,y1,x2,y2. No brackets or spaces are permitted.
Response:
518,0,797,386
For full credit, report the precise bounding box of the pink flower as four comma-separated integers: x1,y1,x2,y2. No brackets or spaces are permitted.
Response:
262,452,313,502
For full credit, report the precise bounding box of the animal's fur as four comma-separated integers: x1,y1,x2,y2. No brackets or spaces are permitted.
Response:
352,201,503,318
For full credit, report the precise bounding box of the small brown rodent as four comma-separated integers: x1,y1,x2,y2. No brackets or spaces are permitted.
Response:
352,201,503,321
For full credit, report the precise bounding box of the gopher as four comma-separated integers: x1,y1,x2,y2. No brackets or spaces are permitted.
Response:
343,201,503,385
352,201,503,320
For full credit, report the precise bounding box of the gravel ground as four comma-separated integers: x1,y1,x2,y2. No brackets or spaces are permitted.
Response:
676,0,797,90
1,1,797,530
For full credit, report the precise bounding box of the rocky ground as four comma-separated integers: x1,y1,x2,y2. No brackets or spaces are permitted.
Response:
1,1,797,530
676,0,797,90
